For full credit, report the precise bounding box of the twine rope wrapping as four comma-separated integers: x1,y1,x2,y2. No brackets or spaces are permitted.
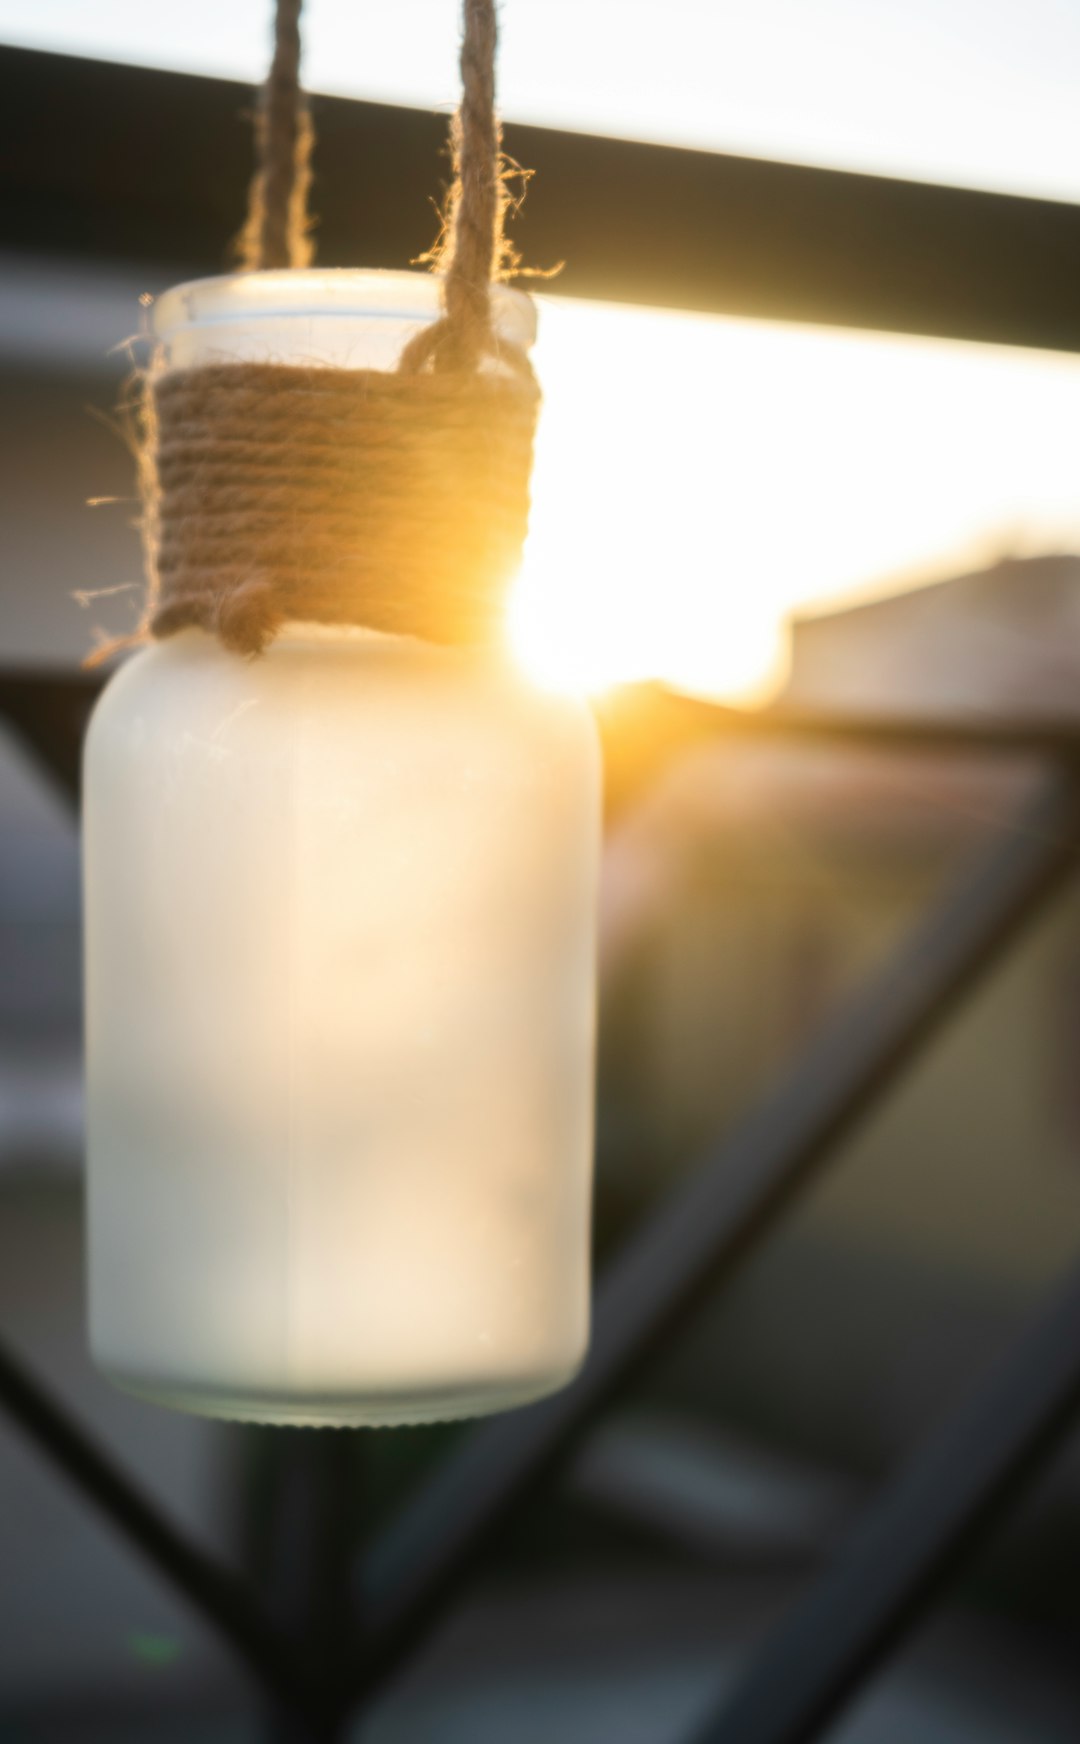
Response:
148,361,540,654
143,0,541,659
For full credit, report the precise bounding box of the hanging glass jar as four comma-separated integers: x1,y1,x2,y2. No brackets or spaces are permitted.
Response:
83,270,600,1426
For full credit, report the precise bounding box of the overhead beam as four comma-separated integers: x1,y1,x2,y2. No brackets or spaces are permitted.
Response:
3,46,1080,350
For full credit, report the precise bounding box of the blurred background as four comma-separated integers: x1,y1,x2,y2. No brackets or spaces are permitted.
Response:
4,3,1080,1740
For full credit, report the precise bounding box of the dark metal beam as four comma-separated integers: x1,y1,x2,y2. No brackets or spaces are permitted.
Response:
350,772,1080,1711
595,684,1080,822
600,683,1080,761
0,669,101,804
8,666,1080,833
4,46,1080,350
0,1337,314,1723
691,1257,1080,1744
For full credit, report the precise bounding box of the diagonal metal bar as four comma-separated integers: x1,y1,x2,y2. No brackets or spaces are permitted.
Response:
0,1336,316,1723
350,771,1080,1712
690,1254,1080,1744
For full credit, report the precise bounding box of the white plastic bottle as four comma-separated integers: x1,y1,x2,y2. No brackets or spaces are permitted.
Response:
83,271,600,1426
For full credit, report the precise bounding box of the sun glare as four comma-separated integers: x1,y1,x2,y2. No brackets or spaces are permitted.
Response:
508,553,788,703
507,296,1080,705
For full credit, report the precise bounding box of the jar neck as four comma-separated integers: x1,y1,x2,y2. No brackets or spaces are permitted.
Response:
171,622,516,679
153,269,537,375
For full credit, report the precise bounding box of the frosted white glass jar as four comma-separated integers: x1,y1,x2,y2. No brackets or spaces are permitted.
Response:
83,271,600,1426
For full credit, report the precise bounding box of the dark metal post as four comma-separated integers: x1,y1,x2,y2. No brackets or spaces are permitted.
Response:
250,1432,363,1742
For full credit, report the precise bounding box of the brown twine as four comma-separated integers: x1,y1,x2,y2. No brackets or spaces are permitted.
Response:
127,0,540,660
236,0,314,271
399,0,503,376
146,362,540,654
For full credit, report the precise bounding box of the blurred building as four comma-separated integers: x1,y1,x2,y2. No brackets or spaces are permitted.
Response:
787,552,1080,719
598,554,1080,1455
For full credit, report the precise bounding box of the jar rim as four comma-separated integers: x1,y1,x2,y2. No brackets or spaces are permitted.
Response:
153,268,537,350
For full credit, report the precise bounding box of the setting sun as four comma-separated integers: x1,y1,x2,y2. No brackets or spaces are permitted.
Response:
508,296,1080,704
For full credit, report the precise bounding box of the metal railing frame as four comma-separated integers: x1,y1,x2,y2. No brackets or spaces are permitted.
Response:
3,42,1080,1743
3,673,1080,1740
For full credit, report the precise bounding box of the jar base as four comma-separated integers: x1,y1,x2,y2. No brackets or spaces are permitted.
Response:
95,1363,581,1428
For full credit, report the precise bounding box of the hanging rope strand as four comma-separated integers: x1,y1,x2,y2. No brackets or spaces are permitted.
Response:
442,0,500,363
238,0,515,366
401,0,524,375
238,0,314,271
120,0,542,663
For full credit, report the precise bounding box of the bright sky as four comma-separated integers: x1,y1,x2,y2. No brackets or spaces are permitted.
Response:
517,298,1080,699
6,2,1080,698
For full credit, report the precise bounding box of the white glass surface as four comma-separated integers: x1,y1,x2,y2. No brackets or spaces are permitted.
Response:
83,273,600,1425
